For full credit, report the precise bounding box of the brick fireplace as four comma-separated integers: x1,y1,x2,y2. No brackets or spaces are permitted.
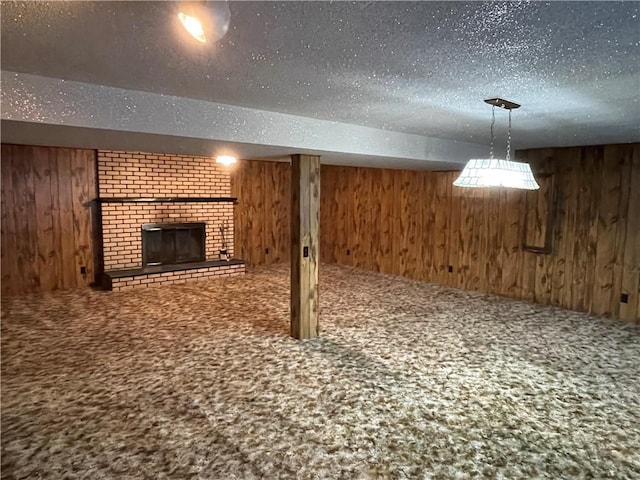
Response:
98,150,245,291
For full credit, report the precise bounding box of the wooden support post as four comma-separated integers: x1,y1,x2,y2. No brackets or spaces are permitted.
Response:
290,154,320,339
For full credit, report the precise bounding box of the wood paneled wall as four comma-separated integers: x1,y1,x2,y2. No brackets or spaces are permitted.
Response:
231,160,290,266
1,144,97,296
232,144,640,322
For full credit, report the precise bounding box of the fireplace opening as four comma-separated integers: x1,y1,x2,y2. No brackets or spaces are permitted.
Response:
142,222,205,267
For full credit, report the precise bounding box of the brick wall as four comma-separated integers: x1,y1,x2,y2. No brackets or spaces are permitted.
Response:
98,150,235,270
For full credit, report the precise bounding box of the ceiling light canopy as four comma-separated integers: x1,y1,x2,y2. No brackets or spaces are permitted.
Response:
454,98,539,190
178,1,231,44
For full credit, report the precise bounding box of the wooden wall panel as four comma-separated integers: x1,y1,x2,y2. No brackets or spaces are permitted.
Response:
232,143,640,322
375,169,395,274
592,146,624,315
433,172,450,285
1,152,17,290
458,186,475,289
554,148,580,309
486,189,502,294
33,147,58,291
330,165,353,265
584,147,605,313
619,147,640,322
393,170,422,279
1,144,97,296
11,145,39,291
268,161,290,263
320,166,337,264
231,159,290,266
55,150,77,290
350,167,369,270
447,172,462,288
501,188,525,297
532,151,556,306
468,189,485,292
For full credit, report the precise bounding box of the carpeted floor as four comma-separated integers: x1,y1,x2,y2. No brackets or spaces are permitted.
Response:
2,264,639,479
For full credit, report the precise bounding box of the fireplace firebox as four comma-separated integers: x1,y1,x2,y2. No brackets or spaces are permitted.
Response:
141,222,205,267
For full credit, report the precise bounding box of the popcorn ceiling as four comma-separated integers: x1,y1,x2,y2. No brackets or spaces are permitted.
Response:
1,1,638,158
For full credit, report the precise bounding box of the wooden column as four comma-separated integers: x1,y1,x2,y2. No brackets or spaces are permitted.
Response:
290,154,320,339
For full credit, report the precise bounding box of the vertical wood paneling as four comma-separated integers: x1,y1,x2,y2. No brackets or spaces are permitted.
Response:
232,143,639,322
1,144,96,296
320,165,336,264
262,160,275,264
264,160,290,264
433,172,450,285
56,148,78,290
366,168,381,271
468,188,484,291
230,160,243,262
457,185,474,289
1,150,17,290
393,170,422,279
610,146,632,319
532,150,556,305
584,147,605,313
11,145,39,292
70,149,96,287
592,146,624,315
501,188,525,297
350,168,369,269
619,147,640,323
571,149,594,312
335,166,352,265
558,149,580,309
421,173,437,281
231,159,291,266
33,148,58,290
447,172,462,288
377,169,395,274
486,188,502,294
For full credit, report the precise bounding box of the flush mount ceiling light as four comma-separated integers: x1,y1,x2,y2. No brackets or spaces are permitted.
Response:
216,155,237,166
178,12,206,43
178,1,231,44
453,98,540,190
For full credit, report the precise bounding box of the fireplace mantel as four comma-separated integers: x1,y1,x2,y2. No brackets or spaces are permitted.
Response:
97,197,237,203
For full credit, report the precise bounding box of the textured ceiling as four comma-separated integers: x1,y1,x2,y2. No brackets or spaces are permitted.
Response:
1,1,639,164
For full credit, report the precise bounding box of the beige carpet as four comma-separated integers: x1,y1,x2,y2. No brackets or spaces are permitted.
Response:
2,264,639,479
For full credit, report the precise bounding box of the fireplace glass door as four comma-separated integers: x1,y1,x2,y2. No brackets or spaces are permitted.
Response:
142,222,205,266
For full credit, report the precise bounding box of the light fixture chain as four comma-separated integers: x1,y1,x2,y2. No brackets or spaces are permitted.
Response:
506,109,512,162
489,105,495,159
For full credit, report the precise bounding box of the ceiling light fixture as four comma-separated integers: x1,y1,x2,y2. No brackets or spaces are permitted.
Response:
216,155,237,166
178,12,207,43
453,98,539,190
177,1,231,44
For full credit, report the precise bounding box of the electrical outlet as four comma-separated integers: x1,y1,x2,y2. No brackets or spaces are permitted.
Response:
448,265,454,273
303,246,309,258
621,293,629,304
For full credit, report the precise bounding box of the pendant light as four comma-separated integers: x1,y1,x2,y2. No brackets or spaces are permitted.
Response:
453,98,539,190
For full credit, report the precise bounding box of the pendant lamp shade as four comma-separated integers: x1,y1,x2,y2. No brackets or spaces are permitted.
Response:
453,159,540,189
453,98,539,190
